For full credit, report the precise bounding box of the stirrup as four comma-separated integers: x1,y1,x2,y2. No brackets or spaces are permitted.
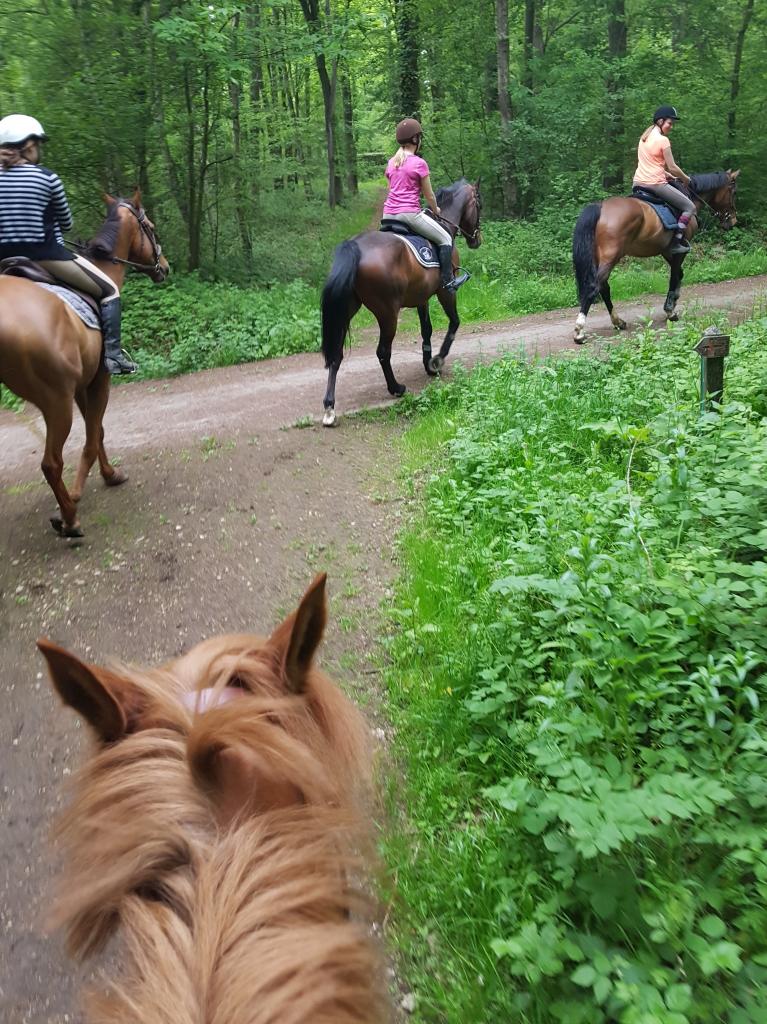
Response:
444,269,471,292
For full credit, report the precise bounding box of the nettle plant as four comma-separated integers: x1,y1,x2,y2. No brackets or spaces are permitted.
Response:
391,318,767,1024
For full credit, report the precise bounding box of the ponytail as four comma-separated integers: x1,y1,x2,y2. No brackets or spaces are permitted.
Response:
391,146,412,169
640,124,658,143
0,146,22,170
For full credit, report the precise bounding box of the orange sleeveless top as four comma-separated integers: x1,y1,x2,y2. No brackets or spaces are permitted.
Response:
634,126,671,186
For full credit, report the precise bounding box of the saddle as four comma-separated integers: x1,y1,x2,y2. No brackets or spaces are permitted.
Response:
630,188,681,231
379,219,440,268
0,257,102,324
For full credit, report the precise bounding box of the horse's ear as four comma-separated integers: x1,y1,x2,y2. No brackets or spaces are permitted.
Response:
267,574,327,694
37,638,139,743
131,187,142,207
730,169,741,180
103,192,116,207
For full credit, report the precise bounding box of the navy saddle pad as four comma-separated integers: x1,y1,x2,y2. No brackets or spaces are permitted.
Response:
631,188,680,230
379,219,439,266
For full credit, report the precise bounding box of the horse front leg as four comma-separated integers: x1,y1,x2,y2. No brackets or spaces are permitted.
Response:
417,304,436,376
429,289,460,373
663,254,686,321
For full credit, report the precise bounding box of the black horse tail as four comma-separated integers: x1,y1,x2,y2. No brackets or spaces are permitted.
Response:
321,240,361,368
572,202,602,309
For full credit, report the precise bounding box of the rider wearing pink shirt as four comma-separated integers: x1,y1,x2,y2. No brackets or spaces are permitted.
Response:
382,118,466,291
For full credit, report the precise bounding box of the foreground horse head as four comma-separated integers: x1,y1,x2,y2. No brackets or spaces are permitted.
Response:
38,574,387,1024
572,170,740,343
320,178,482,426
0,189,169,537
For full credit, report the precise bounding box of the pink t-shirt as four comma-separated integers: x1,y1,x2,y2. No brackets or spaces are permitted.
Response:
634,126,671,186
383,154,429,215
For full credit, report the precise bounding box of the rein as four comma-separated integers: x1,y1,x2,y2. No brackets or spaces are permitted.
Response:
66,202,163,273
430,186,481,242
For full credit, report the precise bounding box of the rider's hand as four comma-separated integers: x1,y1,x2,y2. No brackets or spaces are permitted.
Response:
435,206,441,216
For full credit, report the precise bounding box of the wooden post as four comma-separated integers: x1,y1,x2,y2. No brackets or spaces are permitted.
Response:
694,326,730,413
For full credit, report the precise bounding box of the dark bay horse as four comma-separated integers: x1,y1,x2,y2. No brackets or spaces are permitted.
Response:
38,574,387,1024
320,179,482,426
572,171,740,343
0,190,169,537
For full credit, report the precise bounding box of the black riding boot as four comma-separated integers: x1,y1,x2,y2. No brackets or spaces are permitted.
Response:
437,244,469,292
668,229,691,256
101,298,137,375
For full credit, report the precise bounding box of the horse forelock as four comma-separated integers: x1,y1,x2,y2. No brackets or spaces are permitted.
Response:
52,638,382,1023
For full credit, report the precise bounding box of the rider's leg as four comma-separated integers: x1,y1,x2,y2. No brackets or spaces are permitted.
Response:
387,211,468,291
643,184,696,254
38,256,137,374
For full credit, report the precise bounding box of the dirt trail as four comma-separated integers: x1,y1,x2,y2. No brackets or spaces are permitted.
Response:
2,274,765,475
1,275,765,1022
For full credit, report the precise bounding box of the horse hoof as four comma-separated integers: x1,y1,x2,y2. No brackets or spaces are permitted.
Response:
105,468,128,487
667,313,679,322
428,355,444,374
614,319,627,332
322,408,337,428
50,515,84,538
574,333,586,345
390,384,406,398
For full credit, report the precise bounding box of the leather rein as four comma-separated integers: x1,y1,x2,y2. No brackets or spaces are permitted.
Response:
66,201,163,273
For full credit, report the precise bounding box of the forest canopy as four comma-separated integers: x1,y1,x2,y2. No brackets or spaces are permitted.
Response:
1,0,763,277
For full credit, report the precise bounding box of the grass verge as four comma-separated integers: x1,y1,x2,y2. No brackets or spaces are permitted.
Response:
383,313,767,1023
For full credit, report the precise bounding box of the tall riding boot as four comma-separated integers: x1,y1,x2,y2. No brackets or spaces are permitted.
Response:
437,245,469,292
668,212,692,255
101,298,137,375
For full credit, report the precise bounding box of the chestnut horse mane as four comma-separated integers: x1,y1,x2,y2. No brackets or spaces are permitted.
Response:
50,635,387,1024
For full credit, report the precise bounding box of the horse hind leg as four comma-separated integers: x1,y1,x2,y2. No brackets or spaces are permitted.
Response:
322,296,360,427
417,304,436,375
71,372,126,502
40,400,82,537
429,290,460,373
375,311,405,397
599,273,627,332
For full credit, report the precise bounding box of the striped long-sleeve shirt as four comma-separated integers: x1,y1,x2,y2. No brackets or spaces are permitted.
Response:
0,163,73,259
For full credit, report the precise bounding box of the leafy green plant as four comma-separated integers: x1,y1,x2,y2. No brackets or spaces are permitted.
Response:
385,315,767,1023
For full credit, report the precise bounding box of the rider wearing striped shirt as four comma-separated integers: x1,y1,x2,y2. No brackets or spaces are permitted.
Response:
0,114,136,374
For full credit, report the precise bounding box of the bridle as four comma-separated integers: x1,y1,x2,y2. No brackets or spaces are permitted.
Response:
111,201,164,273
434,185,482,243
66,200,164,274
688,180,737,228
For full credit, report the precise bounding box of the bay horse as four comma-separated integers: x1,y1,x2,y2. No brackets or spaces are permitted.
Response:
37,574,387,1024
321,178,482,426
0,189,169,537
572,171,740,343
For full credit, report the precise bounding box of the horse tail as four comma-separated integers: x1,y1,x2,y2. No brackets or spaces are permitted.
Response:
572,202,602,308
321,240,361,368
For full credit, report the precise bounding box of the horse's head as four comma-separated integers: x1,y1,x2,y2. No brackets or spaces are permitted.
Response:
459,179,482,249
101,189,170,281
38,575,363,833
693,170,740,230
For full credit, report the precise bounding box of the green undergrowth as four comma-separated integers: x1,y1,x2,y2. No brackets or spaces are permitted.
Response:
384,314,767,1023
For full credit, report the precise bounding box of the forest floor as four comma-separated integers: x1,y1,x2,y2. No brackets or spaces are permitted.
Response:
1,274,766,1022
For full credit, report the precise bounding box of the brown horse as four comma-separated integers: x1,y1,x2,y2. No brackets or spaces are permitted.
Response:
37,574,387,1024
0,189,169,537
321,178,482,426
572,171,740,343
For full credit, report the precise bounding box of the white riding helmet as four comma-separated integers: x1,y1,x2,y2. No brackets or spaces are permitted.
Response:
0,114,48,146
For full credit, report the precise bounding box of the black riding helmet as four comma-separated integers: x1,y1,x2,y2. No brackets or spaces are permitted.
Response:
654,105,681,122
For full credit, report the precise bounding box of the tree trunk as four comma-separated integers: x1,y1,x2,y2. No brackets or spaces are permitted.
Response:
341,67,358,195
602,0,627,192
298,0,340,207
728,0,755,141
495,0,518,214
228,22,252,263
523,0,535,93
395,0,420,116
